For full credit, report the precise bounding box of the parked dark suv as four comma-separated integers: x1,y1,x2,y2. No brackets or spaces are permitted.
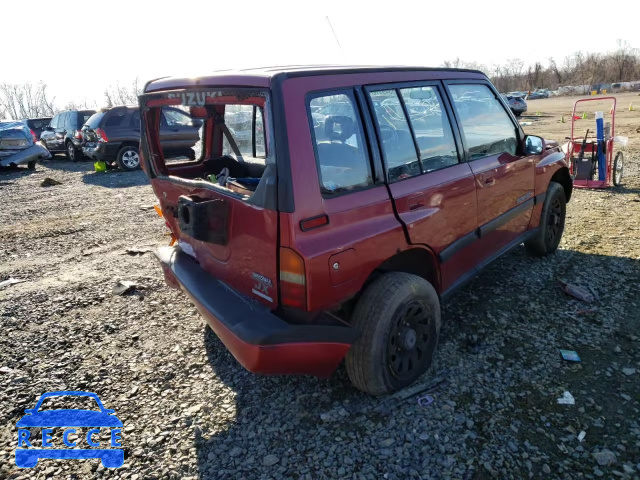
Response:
140,66,572,395
82,106,201,170
41,110,96,160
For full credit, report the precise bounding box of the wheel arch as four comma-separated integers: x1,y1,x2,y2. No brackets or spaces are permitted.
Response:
118,141,140,151
550,166,572,203
370,247,441,294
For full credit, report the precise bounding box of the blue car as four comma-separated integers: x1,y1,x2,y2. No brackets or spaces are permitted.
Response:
15,391,124,468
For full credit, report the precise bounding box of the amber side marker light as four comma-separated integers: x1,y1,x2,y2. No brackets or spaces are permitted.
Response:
153,204,176,246
279,248,306,309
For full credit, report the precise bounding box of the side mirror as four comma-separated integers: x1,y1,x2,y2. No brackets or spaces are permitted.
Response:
525,135,543,155
192,119,203,128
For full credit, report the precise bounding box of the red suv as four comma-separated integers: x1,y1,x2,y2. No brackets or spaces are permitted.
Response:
140,67,571,395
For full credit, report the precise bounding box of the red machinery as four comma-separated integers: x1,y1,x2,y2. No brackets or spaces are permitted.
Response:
566,97,624,188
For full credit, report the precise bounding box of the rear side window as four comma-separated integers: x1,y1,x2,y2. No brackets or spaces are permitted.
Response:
308,92,373,195
449,84,517,159
79,111,94,127
105,111,126,127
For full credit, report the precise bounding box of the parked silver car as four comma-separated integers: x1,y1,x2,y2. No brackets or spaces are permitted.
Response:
0,121,51,170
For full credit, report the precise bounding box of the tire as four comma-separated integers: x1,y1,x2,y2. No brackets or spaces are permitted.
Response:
27,160,36,170
525,181,566,256
116,146,140,171
345,272,441,396
66,141,80,161
613,152,623,186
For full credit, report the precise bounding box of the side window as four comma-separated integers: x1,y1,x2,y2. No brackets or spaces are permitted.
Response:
163,108,191,126
105,112,126,127
59,113,68,129
131,111,141,129
222,104,253,157
308,92,373,195
255,107,266,157
449,84,518,159
369,90,420,182
399,87,459,172
50,115,59,129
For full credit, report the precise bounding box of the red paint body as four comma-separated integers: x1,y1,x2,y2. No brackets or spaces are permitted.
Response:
142,67,571,377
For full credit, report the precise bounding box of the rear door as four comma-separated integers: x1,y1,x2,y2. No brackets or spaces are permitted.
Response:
366,83,478,291
447,82,534,251
142,89,279,307
54,112,68,150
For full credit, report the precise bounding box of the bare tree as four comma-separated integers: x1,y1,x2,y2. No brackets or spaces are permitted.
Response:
104,78,141,107
0,82,57,120
549,57,563,85
611,39,638,82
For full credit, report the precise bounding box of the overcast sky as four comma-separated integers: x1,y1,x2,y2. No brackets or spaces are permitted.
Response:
4,0,639,107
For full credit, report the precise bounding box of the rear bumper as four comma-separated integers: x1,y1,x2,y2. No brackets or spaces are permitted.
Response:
0,144,51,167
155,246,356,377
83,143,118,162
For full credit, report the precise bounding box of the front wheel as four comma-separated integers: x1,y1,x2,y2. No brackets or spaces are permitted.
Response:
613,152,624,186
345,272,441,396
116,146,140,171
525,181,566,256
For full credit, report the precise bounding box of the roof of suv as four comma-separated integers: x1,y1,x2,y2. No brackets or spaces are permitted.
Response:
144,65,487,93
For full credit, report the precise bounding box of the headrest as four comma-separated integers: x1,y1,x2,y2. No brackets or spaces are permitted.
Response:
324,115,355,143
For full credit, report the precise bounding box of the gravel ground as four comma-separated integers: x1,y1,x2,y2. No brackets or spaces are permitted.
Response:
1,94,639,479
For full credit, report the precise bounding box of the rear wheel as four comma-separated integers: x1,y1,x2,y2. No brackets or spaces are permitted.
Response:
613,152,624,186
27,160,36,170
345,272,441,396
525,181,566,256
116,146,140,171
66,141,80,161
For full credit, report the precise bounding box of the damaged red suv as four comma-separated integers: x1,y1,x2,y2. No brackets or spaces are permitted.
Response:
140,67,571,395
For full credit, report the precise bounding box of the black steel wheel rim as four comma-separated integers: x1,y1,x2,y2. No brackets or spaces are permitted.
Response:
546,196,563,246
68,143,74,159
387,300,434,381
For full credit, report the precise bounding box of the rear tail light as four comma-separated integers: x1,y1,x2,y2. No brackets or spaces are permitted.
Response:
279,247,306,309
96,128,108,143
74,130,83,139
29,129,37,143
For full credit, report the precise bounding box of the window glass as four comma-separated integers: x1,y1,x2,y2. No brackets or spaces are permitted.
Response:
79,112,94,126
309,92,373,194
60,113,69,129
163,108,192,127
399,87,459,172
105,112,125,127
369,90,420,182
131,111,141,129
50,115,59,129
223,104,253,157
449,84,518,159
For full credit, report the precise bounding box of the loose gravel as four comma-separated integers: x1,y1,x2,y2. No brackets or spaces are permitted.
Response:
1,95,639,479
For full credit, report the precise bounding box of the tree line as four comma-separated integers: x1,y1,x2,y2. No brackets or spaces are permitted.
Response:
0,79,141,120
444,40,639,93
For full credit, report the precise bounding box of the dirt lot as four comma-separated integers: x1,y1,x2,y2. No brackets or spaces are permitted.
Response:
1,92,639,480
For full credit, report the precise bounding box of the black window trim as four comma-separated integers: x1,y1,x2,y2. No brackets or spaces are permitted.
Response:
364,80,465,184
443,79,525,162
304,87,378,199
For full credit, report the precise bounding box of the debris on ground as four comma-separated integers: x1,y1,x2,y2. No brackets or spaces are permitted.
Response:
125,248,153,256
0,277,25,289
113,280,143,296
622,367,636,376
560,349,581,362
557,391,575,405
40,177,62,187
559,280,596,303
577,431,586,442
417,394,434,407
139,205,156,211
